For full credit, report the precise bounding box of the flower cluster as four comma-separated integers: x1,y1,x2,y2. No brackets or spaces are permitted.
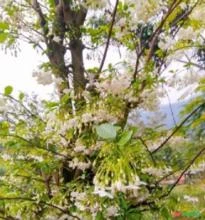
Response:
183,195,199,203
95,74,131,96
83,0,106,9
94,175,143,198
143,167,172,177
0,98,8,113
69,157,91,171
177,27,199,41
32,70,53,85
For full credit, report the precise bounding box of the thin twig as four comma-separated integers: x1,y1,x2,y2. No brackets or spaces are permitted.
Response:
146,0,182,63
137,137,156,165
0,134,69,159
98,0,119,74
31,0,49,42
0,93,39,119
157,167,182,184
164,88,177,127
162,146,205,197
176,59,205,70
0,197,80,219
152,102,205,154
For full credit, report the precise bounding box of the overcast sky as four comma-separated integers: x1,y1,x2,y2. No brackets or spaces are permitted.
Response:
0,42,194,104
0,42,54,98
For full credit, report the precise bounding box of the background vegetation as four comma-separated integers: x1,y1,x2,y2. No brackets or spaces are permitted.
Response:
0,0,205,219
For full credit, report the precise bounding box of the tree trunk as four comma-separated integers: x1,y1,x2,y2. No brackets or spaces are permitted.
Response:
70,38,86,94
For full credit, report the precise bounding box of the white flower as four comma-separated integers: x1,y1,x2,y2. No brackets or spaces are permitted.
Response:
63,88,71,94
96,74,131,96
0,98,8,112
125,0,162,23
177,27,198,41
70,191,79,200
61,117,79,133
94,109,118,123
78,161,91,171
112,181,125,192
93,188,113,199
71,191,86,201
32,70,53,85
184,195,199,203
1,154,11,161
190,6,205,21
84,0,106,9
118,18,126,27
74,144,86,153
81,113,93,123
75,201,86,211
180,2,187,10
90,203,100,213
115,30,124,40
53,77,64,87
53,36,61,43
106,206,119,217
158,36,175,50
143,167,170,177
0,0,7,7
58,215,73,220
31,156,44,162
60,137,68,146
69,158,91,171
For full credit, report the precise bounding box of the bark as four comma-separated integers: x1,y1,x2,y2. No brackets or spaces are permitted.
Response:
33,0,87,94
70,38,86,93
62,1,87,94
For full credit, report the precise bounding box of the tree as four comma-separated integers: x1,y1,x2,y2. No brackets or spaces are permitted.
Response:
0,0,205,219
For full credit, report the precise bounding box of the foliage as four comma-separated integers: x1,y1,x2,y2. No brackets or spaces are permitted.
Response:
0,0,205,219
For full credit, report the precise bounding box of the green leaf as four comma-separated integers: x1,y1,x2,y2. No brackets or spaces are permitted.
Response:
160,207,172,220
118,193,128,210
118,130,133,146
96,123,117,139
182,210,201,218
45,101,58,109
126,212,142,220
0,22,9,30
96,212,104,220
18,92,25,101
0,168,6,176
0,121,9,135
0,32,8,43
60,93,70,104
4,85,13,96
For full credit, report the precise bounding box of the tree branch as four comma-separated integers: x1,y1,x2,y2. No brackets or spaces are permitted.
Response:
176,59,205,70
131,145,205,209
0,134,69,159
98,0,119,74
31,0,49,41
0,93,40,120
0,196,80,219
162,146,205,197
152,102,205,154
146,0,182,63
164,88,177,127
137,137,156,165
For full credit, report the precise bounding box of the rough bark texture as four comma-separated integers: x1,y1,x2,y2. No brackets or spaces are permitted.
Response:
62,1,87,93
33,0,87,94
70,38,86,93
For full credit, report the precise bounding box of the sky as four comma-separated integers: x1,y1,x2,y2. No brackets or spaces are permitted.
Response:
0,42,195,105
0,42,54,99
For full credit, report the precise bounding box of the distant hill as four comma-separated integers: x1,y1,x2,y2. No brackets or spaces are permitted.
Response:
160,101,186,128
137,101,187,129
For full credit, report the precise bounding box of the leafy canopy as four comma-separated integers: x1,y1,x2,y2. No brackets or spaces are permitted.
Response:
0,0,205,219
